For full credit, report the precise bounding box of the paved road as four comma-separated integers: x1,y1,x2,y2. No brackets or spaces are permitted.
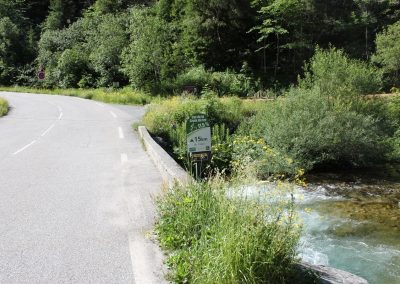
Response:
0,92,165,283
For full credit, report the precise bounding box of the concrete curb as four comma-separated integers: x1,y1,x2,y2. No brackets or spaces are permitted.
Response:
138,126,190,188
138,126,369,284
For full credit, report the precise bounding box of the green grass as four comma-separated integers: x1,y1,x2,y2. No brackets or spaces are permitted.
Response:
0,97,9,117
156,173,301,283
0,86,155,105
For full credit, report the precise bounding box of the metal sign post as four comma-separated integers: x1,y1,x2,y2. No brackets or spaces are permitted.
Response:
186,114,211,180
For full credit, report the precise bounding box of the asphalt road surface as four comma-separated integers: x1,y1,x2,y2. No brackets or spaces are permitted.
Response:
0,92,165,283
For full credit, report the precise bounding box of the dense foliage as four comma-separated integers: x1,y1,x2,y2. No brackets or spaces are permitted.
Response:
1,0,400,91
143,49,400,176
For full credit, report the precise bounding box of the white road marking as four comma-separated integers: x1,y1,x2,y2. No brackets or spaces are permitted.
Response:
118,127,124,139
121,153,128,164
58,112,63,120
95,102,104,107
110,111,117,118
41,123,55,137
13,140,37,155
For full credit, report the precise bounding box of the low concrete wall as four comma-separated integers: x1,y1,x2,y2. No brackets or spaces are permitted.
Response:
138,126,369,284
138,126,190,188
298,262,368,284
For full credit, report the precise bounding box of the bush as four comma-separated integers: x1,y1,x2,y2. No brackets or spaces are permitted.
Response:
142,94,262,171
156,176,300,283
0,97,8,116
232,135,301,178
241,88,387,172
300,47,382,97
172,66,255,97
142,94,252,137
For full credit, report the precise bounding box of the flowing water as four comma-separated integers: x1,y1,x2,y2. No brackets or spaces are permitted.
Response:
296,173,400,284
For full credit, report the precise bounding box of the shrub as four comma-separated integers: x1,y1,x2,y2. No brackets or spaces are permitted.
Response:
300,47,382,97
142,95,262,173
156,176,300,283
172,66,255,97
56,47,90,88
241,88,387,171
0,97,8,116
142,94,250,137
232,135,301,178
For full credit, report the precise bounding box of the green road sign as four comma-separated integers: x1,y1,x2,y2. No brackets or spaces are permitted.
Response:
186,114,211,153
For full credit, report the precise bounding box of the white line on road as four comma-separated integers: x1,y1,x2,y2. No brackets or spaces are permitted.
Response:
121,153,128,164
58,112,63,120
41,123,55,137
118,127,124,139
13,140,37,155
95,102,104,107
110,111,117,118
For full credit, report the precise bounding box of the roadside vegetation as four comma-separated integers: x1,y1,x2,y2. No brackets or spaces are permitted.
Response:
0,86,153,105
0,97,8,116
143,48,400,178
156,173,302,283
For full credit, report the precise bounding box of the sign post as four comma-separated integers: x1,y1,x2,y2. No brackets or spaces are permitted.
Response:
186,114,211,179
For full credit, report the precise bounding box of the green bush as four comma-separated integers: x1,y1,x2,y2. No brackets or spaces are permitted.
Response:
172,66,255,97
142,94,254,137
232,135,301,178
156,176,300,283
242,88,387,172
142,94,262,173
300,47,382,97
56,47,90,88
0,97,8,116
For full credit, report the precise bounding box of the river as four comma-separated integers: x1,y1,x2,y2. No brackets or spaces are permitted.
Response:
297,171,400,284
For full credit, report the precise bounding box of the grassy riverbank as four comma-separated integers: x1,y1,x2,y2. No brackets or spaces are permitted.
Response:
0,97,8,116
156,174,301,283
0,86,154,105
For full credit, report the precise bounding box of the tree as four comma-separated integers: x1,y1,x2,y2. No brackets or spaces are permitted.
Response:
121,7,174,91
373,21,400,87
251,0,314,80
0,17,21,84
86,13,129,86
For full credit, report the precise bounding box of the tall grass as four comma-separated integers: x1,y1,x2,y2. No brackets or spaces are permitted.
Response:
156,173,301,283
0,97,8,116
0,86,153,105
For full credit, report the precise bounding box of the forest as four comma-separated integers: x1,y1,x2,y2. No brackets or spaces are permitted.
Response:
0,0,399,92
